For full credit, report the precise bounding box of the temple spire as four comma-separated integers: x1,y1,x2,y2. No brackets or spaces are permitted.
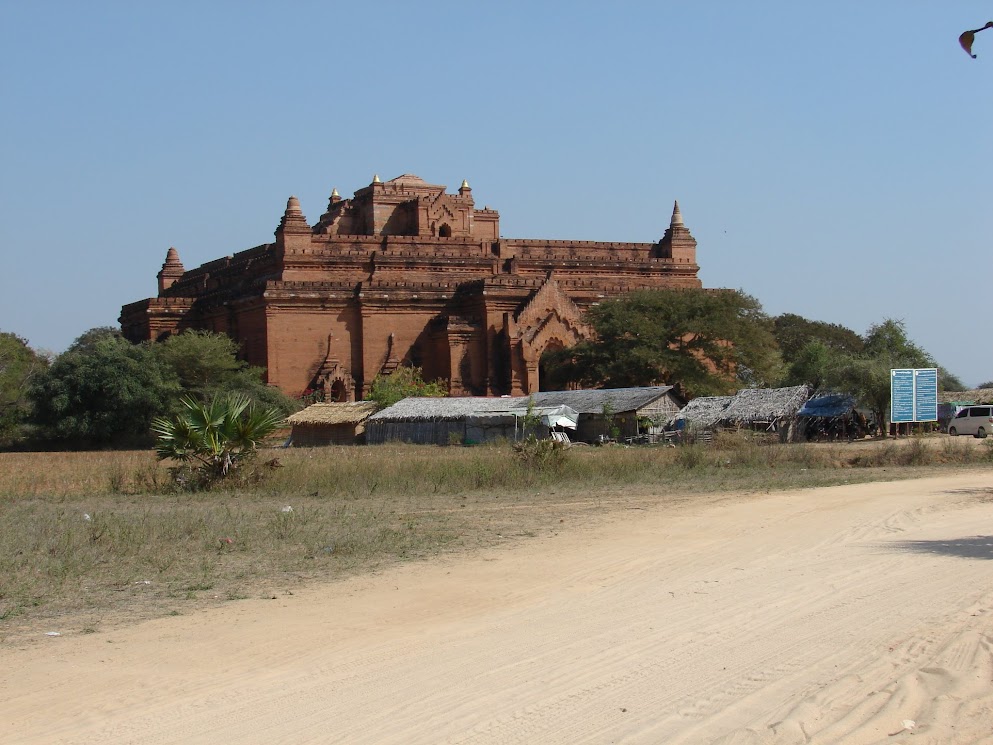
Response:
157,246,185,293
163,246,183,267
276,195,311,237
657,200,696,264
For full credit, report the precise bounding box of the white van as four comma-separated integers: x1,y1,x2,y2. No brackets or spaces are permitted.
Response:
948,405,993,438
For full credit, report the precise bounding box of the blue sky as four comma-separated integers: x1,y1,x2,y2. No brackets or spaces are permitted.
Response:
2,2,990,386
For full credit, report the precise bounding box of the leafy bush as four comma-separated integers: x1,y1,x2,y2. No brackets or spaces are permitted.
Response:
512,435,569,471
366,366,447,410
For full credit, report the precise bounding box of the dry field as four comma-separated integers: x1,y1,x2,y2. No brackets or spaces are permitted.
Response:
2,448,992,743
1,434,990,645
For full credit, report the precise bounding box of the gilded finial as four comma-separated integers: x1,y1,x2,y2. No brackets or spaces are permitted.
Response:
372,174,381,184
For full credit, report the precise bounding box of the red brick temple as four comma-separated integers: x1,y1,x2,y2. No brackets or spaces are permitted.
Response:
120,174,702,399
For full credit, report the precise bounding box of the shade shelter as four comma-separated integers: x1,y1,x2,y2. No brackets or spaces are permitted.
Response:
287,401,379,446
526,386,685,443
717,385,811,441
465,404,578,444
365,387,682,445
365,398,514,445
670,396,733,430
797,392,868,441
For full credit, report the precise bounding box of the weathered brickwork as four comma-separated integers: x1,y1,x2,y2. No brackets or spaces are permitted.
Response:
120,174,702,399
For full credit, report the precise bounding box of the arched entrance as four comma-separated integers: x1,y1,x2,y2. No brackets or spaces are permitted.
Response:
327,378,348,402
438,223,452,237
538,340,569,391
513,276,593,394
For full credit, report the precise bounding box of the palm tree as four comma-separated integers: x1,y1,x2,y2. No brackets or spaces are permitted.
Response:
152,394,284,488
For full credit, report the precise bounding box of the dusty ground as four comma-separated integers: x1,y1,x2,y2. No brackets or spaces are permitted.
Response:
3,468,993,744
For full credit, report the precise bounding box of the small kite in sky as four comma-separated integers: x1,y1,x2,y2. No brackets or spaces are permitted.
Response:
959,21,993,58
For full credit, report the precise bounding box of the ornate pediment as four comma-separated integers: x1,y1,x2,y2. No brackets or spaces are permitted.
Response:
515,277,585,333
514,277,592,365
312,333,355,401
425,192,458,222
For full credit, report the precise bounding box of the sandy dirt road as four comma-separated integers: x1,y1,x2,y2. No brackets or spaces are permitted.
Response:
3,470,993,744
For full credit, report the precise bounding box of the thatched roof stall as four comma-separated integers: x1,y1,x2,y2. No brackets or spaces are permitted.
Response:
528,386,685,442
940,389,993,405
366,388,680,445
671,396,733,429
366,398,513,445
718,385,811,439
287,401,379,446
719,385,811,426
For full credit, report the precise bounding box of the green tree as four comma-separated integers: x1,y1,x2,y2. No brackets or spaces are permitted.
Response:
828,319,957,436
66,326,122,354
152,330,298,415
152,393,284,489
862,319,933,367
827,356,893,437
153,330,250,397
0,332,48,446
366,366,447,410
780,340,833,389
29,334,179,447
544,289,781,397
978,380,993,390
773,313,864,363
938,369,967,392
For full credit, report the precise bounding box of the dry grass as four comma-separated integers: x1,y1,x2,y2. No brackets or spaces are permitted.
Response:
1,436,990,643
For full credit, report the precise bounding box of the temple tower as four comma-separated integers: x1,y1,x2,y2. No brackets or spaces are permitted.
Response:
656,200,698,265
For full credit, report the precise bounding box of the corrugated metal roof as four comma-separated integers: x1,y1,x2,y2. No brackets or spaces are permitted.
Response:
368,388,678,422
527,386,678,415
287,401,379,426
366,397,507,422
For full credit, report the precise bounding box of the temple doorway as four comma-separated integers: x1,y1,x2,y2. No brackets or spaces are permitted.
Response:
538,342,569,392
327,378,348,402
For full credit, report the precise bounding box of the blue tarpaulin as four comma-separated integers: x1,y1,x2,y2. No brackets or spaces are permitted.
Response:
798,393,857,418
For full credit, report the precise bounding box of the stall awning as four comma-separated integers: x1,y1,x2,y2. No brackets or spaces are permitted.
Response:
481,404,578,429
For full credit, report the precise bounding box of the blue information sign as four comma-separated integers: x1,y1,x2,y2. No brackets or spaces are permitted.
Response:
890,368,938,423
914,368,938,422
891,369,915,423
